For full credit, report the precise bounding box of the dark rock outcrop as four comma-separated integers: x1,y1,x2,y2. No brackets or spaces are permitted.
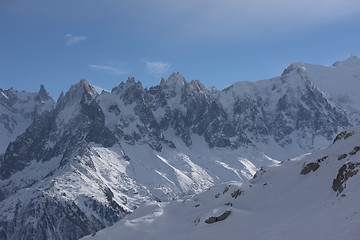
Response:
205,210,231,224
300,162,320,175
332,162,360,194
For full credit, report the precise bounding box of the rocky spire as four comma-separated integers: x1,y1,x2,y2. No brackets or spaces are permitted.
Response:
35,84,52,101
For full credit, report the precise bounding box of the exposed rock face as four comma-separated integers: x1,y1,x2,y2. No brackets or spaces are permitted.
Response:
333,130,355,144
230,189,243,199
216,67,352,159
300,156,329,175
99,70,352,160
332,162,360,194
349,146,360,155
204,210,231,224
0,80,138,240
0,80,117,180
0,85,55,153
300,162,320,175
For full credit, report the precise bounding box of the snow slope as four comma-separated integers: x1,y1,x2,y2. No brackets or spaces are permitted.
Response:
83,127,360,240
120,132,278,201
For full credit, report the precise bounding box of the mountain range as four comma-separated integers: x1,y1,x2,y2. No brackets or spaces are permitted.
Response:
0,56,359,239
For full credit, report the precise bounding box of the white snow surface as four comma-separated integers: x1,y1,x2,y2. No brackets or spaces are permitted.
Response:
120,131,278,201
82,127,360,240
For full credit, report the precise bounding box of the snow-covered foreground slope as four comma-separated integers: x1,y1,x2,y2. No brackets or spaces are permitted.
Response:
84,127,360,240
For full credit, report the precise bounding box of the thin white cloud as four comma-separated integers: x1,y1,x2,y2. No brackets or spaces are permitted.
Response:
65,33,87,46
137,0,360,41
89,62,128,75
145,60,171,75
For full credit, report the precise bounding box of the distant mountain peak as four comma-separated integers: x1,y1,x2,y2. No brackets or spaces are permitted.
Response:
126,76,136,84
80,79,98,99
35,84,52,101
281,62,306,75
163,72,187,87
347,55,359,60
333,55,360,67
62,79,98,103
57,91,64,102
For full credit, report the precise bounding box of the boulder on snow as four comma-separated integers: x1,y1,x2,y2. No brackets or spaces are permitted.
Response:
205,210,231,224
300,162,320,175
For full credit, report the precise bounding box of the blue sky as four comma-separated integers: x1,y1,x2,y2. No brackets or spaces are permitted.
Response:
1,0,360,98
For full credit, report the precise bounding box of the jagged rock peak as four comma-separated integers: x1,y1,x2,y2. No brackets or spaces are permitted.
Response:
125,77,143,88
160,77,165,85
36,84,52,101
80,78,98,99
160,72,188,95
112,77,144,95
126,77,136,84
63,79,98,103
281,62,306,75
164,72,187,86
57,91,64,103
55,79,98,112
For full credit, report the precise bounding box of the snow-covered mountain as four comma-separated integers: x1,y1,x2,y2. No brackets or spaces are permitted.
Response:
82,127,360,240
0,85,54,153
289,55,360,120
216,63,352,159
0,80,141,240
99,65,352,162
0,56,359,240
